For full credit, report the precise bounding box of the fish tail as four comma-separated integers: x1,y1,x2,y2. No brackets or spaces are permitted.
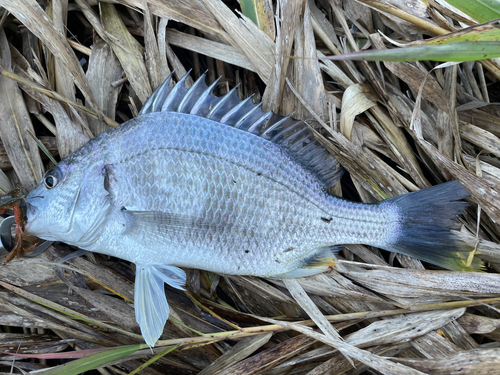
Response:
384,180,483,271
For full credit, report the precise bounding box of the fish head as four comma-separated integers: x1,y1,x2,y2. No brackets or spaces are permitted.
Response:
25,153,111,247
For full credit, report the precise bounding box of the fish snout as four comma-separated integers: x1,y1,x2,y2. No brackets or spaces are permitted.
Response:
24,201,40,233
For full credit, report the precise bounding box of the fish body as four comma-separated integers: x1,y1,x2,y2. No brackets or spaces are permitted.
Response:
27,111,395,276
24,73,479,347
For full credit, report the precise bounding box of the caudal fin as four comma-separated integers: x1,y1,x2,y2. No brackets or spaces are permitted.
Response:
385,181,482,271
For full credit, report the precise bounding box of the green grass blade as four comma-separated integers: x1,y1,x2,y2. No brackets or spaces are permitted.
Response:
240,0,260,27
239,0,275,39
27,129,58,165
323,41,500,62
422,19,500,45
444,0,500,22
40,344,146,375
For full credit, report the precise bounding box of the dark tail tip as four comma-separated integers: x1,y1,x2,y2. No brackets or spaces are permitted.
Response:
386,181,483,271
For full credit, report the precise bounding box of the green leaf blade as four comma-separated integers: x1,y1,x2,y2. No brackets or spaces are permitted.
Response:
444,0,500,22
324,41,500,62
40,344,146,375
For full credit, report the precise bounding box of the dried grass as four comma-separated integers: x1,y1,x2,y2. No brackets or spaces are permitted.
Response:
0,0,499,374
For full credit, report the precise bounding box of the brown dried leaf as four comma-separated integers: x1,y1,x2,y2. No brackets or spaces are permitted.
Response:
0,290,112,345
10,43,91,158
159,18,191,84
459,108,500,138
318,130,408,198
394,348,500,374
69,285,138,333
411,331,461,358
199,0,274,82
0,0,96,107
457,313,500,334
370,33,448,112
345,308,466,348
283,278,342,341
0,333,69,357
198,333,272,375
120,0,226,38
218,334,315,375
0,251,58,287
0,28,43,190
230,276,295,304
85,36,123,136
53,251,135,303
340,264,500,303
0,170,13,193
260,316,426,375
167,29,255,71
351,123,397,163
0,136,55,171
292,278,389,304
262,0,301,113
144,6,162,90
340,84,378,139
460,121,500,158
368,104,429,189
100,3,152,104
52,0,76,106
294,1,325,119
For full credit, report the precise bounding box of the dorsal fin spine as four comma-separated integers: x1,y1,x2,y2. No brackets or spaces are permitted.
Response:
161,72,191,112
190,76,221,117
139,74,174,116
247,111,273,134
234,102,264,129
208,85,241,121
260,116,290,139
178,71,209,113
220,95,255,125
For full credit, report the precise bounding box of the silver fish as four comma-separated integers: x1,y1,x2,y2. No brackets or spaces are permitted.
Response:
25,72,480,347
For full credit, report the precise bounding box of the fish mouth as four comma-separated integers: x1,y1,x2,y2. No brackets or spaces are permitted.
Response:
24,202,39,233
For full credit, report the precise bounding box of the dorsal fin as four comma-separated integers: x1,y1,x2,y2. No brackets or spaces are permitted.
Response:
138,71,343,188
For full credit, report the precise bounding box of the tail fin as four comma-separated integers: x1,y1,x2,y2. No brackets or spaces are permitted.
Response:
386,181,483,271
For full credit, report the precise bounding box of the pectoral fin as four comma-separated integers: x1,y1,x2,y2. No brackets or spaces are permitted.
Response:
121,209,246,243
134,264,186,347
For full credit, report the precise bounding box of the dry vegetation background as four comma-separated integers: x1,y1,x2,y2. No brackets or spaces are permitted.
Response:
0,0,499,374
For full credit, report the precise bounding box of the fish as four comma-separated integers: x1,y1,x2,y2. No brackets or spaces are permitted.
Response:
24,72,481,347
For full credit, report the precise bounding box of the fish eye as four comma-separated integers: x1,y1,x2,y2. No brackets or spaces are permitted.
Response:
43,168,63,189
44,175,57,189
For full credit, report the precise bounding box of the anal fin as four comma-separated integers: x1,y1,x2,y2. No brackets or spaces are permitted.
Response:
275,246,341,278
134,264,186,347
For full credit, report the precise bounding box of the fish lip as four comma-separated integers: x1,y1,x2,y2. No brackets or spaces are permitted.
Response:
24,202,39,233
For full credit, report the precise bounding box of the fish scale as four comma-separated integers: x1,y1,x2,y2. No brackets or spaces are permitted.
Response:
25,72,481,347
